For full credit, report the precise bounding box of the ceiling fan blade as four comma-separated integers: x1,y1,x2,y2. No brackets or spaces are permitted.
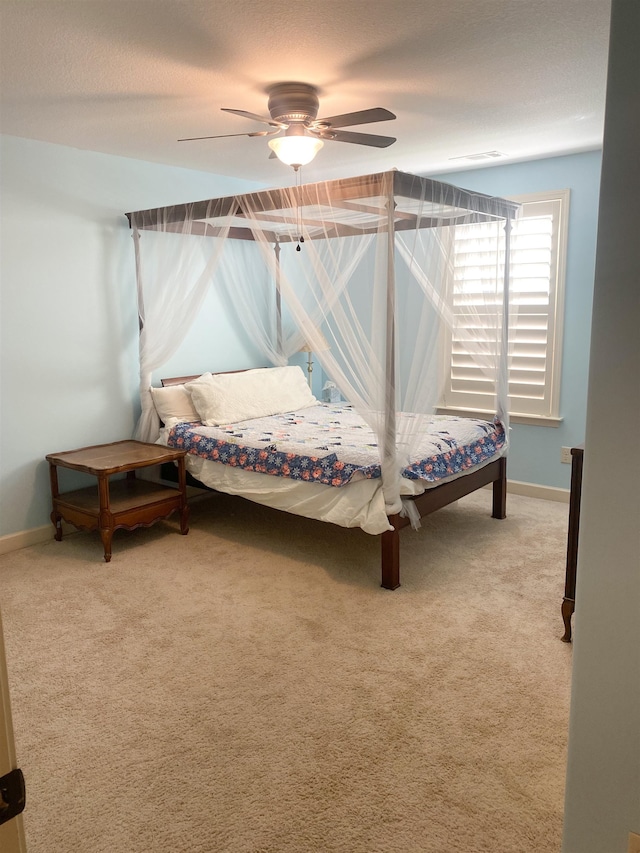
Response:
178,129,280,142
313,107,396,129
316,129,396,148
221,107,285,128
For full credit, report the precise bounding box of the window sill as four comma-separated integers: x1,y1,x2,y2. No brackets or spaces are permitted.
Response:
436,406,563,428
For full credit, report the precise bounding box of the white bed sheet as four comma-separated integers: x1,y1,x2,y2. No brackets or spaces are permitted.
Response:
177,449,427,535
159,428,504,535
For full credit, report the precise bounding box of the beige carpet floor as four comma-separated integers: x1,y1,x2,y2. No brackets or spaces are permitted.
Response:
0,489,572,853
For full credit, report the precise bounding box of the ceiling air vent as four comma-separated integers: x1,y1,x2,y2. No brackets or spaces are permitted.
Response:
449,150,506,162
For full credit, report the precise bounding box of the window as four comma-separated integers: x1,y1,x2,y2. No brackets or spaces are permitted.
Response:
440,189,569,424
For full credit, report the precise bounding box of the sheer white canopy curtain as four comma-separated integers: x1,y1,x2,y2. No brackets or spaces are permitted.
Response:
127,171,518,517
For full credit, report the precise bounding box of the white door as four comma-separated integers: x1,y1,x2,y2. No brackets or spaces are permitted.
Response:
0,606,27,852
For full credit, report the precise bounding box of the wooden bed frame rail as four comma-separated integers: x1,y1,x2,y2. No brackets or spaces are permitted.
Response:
380,456,506,590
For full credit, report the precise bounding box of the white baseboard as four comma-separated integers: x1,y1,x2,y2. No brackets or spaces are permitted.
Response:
482,479,569,503
507,479,570,503
0,521,76,557
0,525,53,555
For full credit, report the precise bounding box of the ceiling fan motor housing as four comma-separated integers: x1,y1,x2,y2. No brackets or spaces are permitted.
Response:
267,82,319,125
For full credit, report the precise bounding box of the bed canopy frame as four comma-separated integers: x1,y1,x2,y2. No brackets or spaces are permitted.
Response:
126,170,519,588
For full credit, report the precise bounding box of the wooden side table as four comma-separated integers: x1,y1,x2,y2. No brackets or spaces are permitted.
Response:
46,440,189,562
561,444,584,642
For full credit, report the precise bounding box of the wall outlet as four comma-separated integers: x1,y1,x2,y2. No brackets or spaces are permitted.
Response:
628,832,640,853
561,446,573,464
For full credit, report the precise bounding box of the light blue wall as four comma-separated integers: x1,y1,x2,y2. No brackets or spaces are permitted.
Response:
0,139,601,540
431,151,602,489
0,135,263,538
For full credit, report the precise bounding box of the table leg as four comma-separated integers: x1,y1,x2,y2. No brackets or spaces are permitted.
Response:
99,528,113,562
97,473,113,562
48,463,63,540
177,457,190,535
50,510,63,542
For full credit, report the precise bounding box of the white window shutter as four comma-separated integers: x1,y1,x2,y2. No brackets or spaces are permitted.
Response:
442,191,569,420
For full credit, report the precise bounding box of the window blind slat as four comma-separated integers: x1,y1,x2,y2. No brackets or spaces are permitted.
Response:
442,193,566,419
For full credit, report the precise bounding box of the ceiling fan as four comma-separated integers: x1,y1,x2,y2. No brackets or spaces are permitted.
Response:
178,82,397,168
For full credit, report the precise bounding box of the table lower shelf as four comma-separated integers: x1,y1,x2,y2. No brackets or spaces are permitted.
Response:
51,478,189,561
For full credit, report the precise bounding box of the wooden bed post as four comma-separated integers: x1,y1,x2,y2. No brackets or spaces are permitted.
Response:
491,207,512,523
380,175,400,589
492,455,507,519
381,525,401,590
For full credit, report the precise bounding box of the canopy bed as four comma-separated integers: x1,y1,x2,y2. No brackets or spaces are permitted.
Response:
126,170,519,589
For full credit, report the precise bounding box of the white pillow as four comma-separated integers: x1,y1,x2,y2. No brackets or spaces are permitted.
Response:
185,366,316,425
150,384,201,427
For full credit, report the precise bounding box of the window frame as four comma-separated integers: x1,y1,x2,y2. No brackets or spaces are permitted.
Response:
438,188,570,426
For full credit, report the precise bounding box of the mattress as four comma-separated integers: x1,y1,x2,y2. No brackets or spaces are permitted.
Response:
159,405,505,535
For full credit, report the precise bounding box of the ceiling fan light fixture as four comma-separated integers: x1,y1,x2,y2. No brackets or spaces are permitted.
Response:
180,83,396,167
268,134,324,168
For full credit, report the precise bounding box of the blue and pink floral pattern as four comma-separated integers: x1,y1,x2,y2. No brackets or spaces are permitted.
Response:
166,404,505,488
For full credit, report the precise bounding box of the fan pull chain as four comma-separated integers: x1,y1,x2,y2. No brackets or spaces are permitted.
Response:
295,166,304,251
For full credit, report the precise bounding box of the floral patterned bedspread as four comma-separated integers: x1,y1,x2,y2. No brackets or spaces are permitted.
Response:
166,404,505,488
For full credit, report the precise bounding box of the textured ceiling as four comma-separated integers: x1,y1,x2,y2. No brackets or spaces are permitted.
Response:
0,0,612,186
